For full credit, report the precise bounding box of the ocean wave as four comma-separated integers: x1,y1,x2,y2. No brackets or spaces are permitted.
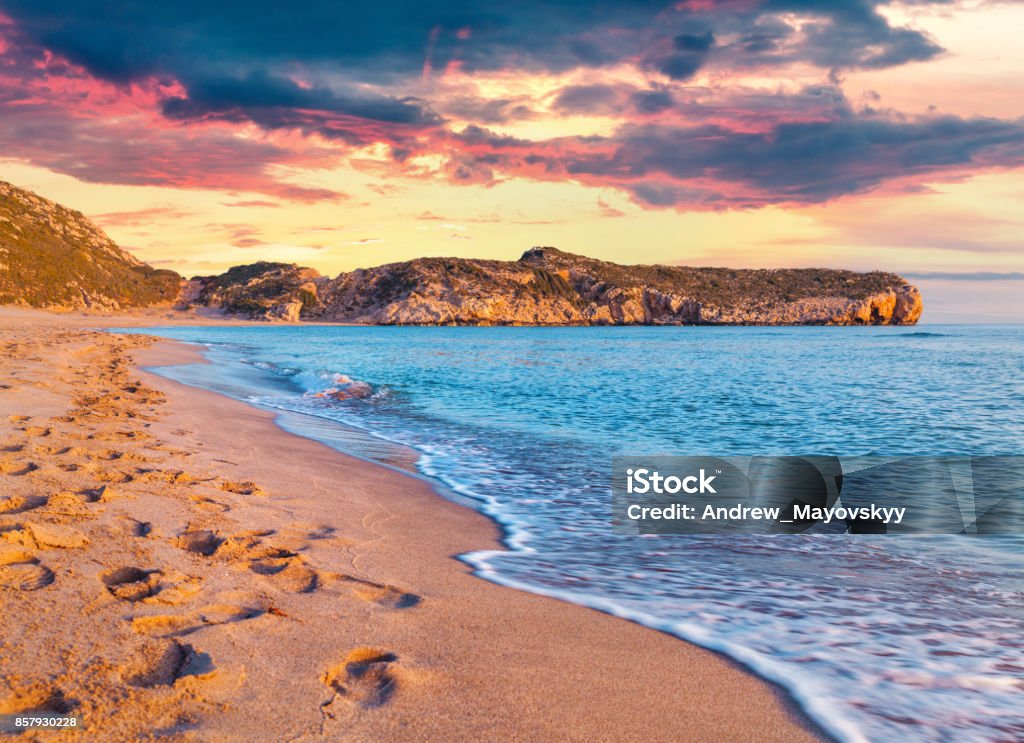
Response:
239,358,300,376
293,370,378,401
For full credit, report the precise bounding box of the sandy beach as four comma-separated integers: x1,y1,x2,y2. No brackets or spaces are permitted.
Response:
0,309,823,742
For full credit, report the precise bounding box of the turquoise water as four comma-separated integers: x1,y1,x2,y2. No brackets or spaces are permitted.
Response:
120,325,1024,742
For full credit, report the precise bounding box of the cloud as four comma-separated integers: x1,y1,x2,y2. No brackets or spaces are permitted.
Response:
644,28,717,81
440,95,536,124
631,87,675,114
552,84,620,114
222,200,281,208
0,24,348,199
595,113,1024,205
597,198,626,218
2,0,948,90
435,87,1024,207
0,102,345,200
0,0,1019,213
159,69,442,143
92,206,198,227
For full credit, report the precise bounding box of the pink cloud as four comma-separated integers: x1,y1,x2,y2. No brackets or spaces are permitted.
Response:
1,12,1022,214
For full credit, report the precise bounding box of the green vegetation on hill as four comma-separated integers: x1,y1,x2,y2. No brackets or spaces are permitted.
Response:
189,261,321,317
0,180,180,309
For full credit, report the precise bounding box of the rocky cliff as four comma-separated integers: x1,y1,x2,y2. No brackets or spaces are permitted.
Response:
0,181,180,310
185,248,922,326
181,262,322,322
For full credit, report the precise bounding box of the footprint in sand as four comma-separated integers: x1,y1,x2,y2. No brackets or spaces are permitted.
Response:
91,468,135,484
0,495,48,514
215,534,292,562
0,549,54,591
147,571,203,606
137,468,197,485
322,648,401,709
20,426,51,438
219,480,266,497
0,444,25,454
118,517,152,538
101,567,161,602
345,579,421,610
122,639,213,687
24,523,89,549
174,529,224,557
0,682,73,716
89,430,152,443
131,603,266,638
7,415,31,424
217,534,321,593
76,485,115,503
251,558,320,593
34,445,78,456
0,459,39,476
190,495,230,513
92,450,124,461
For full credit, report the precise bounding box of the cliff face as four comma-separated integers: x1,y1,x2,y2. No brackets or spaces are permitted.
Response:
182,262,322,322
0,181,181,310
189,248,922,326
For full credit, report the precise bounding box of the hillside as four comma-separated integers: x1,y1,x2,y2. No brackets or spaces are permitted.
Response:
183,248,923,326
0,180,180,310
182,261,322,322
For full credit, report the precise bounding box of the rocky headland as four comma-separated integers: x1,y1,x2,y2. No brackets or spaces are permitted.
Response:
183,249,922,325
1,180,922,325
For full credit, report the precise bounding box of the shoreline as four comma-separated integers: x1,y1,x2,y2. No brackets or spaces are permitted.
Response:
1,308,825,741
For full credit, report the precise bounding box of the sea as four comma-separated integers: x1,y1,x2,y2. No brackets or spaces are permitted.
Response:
114,324,1024,743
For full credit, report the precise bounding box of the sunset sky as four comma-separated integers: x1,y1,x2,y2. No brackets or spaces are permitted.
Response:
1,1,1022,321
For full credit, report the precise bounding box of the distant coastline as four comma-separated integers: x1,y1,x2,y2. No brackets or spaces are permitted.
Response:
2,179,921,326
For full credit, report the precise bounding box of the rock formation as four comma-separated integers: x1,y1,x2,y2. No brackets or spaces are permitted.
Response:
0,179,922,325
0,180,180,310
185,247,922,326
181,262,322,322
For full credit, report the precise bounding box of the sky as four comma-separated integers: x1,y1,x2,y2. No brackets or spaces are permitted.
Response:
0,1,1022,322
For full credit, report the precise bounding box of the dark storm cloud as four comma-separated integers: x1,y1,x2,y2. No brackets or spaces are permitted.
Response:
730,0,944,69
645,29,717,80
674,31,715,53
0,0,955,155
2,1,949,90
574,114,1024,205
446,92,1024,207
160,70,439,127
0,1,671,82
